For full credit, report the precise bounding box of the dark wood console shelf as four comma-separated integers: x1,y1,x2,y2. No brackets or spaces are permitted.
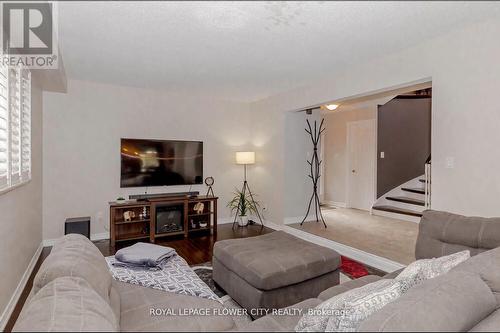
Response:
109,195,218,247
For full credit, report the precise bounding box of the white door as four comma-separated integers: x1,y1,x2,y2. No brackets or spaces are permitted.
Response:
347,120,376,211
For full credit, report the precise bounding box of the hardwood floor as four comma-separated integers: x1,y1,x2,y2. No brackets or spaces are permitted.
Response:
4,224,272,332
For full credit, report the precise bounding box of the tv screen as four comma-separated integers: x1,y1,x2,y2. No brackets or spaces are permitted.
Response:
120,138,203,187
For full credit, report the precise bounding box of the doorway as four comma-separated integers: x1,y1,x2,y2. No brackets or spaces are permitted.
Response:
346,119,376,210
286,80,431,266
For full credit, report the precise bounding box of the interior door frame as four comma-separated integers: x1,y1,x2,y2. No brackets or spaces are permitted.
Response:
346,118,377,210
319,129,326,203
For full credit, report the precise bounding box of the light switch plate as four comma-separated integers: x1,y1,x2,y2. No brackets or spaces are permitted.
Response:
446,157,455,169
380,152,385,158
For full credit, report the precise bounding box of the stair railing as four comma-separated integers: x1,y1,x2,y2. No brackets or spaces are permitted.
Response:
424,162,431,209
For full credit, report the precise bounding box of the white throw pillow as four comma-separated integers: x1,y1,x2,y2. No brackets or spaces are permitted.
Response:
327,279,404,332
295,279,406,332
395,250,470,292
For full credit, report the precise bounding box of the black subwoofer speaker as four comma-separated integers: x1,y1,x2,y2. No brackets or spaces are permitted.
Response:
65,216,91,239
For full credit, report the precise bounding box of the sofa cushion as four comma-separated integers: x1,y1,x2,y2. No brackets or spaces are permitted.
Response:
213,231,340,290
33,234,113,303
452,246,500,303
470,309,500,332
267,298,322,330
416,210,500,259
383,268,404,279
395,250,470,292
358,271,497,332
13,276,119,332
297,279,404,332
317,275,382,301
239,316,286,332
109,285,121,323
113,281,235,332
241,298,321,332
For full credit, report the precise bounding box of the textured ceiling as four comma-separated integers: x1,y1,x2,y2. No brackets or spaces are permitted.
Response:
58,1,500,102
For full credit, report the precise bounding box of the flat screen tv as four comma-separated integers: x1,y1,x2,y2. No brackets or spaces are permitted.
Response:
120,138,203,188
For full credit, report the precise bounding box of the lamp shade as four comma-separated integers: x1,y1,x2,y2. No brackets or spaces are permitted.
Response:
236,151,255,165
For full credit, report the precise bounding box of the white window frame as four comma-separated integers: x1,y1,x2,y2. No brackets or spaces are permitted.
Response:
0,64,32,195
0,64,8,190
9,67,21,186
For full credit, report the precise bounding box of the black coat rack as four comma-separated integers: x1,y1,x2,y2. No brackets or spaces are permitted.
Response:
301,118,327,228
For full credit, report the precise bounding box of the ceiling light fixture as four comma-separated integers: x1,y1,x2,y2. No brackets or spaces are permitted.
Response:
325,104,339,111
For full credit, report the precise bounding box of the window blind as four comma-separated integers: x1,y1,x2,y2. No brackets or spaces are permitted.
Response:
9,68,21,185
0,65,31,192
0,65,8,189
21,70,31,180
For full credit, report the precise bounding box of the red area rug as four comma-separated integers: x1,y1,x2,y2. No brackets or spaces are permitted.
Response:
340,256,369,279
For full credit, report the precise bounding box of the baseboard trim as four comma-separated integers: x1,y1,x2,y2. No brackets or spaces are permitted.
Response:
265,221,405,273
284,214,317,225
217,216,267,226
41,219,251,246
0,242,43,331
283,203,348,225
43,232,110,247
323,201,347,208
216,217,234,225
42,219,246,246
91,232,111,241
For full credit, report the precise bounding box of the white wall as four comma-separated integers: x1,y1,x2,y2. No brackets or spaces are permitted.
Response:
323,108,375,205
283,110,322,223
0,80,43,326
43,80,251,240
250,18,500,225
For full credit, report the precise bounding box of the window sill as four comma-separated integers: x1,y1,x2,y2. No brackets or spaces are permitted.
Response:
0,179,32,196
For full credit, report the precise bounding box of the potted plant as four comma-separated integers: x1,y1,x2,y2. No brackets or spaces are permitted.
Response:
227,189,260,227
116,196,126,204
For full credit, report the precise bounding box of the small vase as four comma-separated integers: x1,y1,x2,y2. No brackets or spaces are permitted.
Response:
238,215,249,227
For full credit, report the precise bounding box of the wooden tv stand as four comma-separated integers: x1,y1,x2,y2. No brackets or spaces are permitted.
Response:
109,195,217,247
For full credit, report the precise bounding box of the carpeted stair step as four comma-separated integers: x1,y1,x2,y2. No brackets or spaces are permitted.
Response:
386,196,425,206
372,205,423,217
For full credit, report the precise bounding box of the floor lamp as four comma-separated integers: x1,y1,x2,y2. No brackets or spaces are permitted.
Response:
232,152,264,230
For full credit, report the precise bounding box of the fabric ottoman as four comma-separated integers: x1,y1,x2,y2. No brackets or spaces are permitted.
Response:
212,231,340,318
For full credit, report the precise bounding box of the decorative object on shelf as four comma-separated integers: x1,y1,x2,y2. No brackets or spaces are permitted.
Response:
142,206,148,219
193,202,205,214
199,221,208,228
123,210,136,222
301,118,327,228
116,197,126,204
205,176,215,197
231,152,264,229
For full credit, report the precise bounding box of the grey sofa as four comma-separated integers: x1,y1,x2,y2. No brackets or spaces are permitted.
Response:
241,210,500,331
13,234,237,332
13,210,500,332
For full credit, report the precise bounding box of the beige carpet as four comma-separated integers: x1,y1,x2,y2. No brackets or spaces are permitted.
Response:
289,208,418,265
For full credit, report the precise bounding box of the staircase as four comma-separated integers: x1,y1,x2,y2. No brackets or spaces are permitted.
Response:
372,163,431,223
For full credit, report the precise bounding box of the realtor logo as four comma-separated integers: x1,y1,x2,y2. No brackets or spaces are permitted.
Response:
1,2,58,68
